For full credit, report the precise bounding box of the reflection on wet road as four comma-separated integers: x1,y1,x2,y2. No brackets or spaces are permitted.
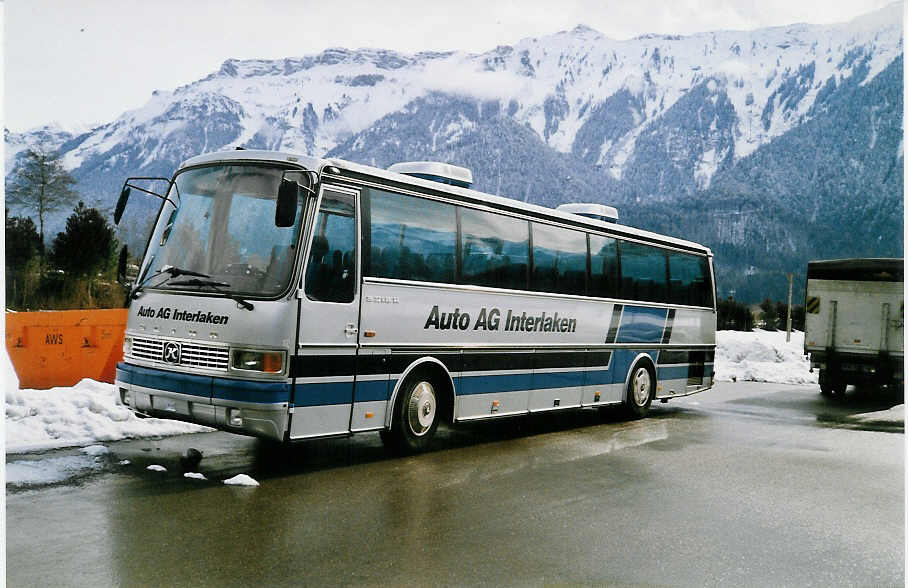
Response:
7,382,904,586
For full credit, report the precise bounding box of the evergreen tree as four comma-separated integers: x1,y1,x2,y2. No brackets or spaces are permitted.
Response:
759,298,778,330
5,211,42,307
775,301,789,332
5,212,41,271
717,296,754,331
6,144,79,252
50,202,117,306
791,305,806,331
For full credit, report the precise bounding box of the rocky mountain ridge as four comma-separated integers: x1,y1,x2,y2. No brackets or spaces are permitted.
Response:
6,3,903,302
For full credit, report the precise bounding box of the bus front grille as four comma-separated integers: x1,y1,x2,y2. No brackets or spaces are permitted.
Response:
130,337,229,371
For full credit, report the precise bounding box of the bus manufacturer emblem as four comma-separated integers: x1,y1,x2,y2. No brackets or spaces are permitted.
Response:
163,341,182,364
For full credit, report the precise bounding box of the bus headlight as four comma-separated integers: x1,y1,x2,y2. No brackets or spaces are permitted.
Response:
230,349,285,374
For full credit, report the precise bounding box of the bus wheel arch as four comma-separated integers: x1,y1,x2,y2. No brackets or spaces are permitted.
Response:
384,358,454,453
623,354,657,418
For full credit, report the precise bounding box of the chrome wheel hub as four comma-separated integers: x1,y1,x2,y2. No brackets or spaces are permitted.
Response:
407,381,436,437
632,368,651,406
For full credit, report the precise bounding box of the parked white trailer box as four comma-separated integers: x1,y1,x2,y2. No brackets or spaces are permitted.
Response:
804,258,904,395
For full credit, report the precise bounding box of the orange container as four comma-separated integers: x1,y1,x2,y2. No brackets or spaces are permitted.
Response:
5,309,128,389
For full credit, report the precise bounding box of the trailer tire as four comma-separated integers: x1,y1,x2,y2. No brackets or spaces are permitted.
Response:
819,370,836,396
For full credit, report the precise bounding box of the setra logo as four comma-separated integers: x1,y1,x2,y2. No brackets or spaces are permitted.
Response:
162,341,182,364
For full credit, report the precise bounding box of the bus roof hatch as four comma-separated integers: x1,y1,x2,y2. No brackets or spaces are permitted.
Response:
556,203,620,223
387,161,473,189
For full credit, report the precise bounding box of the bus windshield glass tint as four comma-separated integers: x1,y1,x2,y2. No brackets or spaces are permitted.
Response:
142,164,305,298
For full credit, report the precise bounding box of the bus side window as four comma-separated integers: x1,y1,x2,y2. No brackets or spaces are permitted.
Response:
668,251,711,307
305,192,356,303
620,241,668,303
589,235,619,299
367,189,457,284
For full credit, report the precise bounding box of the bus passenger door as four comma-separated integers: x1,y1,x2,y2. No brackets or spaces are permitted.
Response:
289,186,360,439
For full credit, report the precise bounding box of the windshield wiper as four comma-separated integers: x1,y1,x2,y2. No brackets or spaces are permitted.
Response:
169,278,255,311
130,266,211,299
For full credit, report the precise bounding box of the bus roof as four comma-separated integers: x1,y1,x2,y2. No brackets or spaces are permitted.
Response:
178,149,713,256
180,149,323,171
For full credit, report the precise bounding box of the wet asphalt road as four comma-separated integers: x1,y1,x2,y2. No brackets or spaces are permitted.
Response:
6,382,904,587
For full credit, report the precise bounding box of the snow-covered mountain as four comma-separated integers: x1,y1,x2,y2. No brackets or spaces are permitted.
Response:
5,3,903,302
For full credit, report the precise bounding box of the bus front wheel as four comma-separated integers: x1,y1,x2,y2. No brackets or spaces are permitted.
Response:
624,362,655,419
386,374,440,454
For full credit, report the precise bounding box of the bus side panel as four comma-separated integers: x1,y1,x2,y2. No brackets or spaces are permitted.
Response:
359,280,716,421
289,348,356,439
350,349,391,432
460,350,533,418
581,350,622,405
656,308,716,396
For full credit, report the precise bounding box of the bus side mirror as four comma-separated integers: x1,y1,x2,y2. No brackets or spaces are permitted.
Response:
117,245,129,284
275,178,299,227
114,186,130,225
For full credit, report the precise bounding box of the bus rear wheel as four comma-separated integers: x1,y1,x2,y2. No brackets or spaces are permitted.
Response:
386,374,440,454
624,363,655,419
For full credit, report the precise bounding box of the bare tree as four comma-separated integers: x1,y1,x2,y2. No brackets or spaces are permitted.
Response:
6,143,79,255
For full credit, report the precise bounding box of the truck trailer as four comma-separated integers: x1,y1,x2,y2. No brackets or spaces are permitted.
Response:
804,258,904,395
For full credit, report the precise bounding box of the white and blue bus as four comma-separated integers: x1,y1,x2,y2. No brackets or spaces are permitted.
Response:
114,150,716,452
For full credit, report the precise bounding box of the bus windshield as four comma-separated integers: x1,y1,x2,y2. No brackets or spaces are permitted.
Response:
141,164,306,298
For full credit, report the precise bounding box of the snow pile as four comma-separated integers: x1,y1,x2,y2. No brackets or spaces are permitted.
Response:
852,404,905,425
715,330,817,385
5,362,212,454
224,474,259,487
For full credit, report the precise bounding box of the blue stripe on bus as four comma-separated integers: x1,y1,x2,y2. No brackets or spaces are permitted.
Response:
354,379,390,403
118,363,291,404
585,368,612,386
115,363,132,385
212,378,291,404
616,306,669,344
609,349,660,385
461,372,535,395
459,370,589,396
124,363,211,399
294,381,353,406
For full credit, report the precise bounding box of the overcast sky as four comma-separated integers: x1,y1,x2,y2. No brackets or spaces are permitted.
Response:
3,0,900,133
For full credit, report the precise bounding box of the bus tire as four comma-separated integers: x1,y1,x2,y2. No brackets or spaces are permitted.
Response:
387,372,440,454
623,361,655,419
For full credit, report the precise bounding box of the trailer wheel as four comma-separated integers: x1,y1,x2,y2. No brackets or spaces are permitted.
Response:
819,374,833,396
386,372,440,454
819,370,835,396
820,371,847,397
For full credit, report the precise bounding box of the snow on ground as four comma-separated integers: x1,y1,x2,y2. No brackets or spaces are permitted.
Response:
5,378,213,454
850,403,905,425
4,350,211,455
715,329,817,385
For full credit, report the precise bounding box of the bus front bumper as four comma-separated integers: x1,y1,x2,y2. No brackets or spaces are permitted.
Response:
115,362,290,442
